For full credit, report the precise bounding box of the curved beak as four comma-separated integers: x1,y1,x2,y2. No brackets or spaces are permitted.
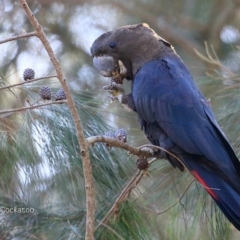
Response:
93,55,119,77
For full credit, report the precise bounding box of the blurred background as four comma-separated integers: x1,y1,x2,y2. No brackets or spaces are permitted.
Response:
1,0,240,239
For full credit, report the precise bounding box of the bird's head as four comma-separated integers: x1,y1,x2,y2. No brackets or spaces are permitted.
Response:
91,23,174,81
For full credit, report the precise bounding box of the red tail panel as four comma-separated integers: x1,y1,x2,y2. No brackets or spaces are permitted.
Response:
192,170,218,200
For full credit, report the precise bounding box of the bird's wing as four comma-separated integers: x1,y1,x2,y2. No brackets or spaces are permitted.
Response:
132,55,240,177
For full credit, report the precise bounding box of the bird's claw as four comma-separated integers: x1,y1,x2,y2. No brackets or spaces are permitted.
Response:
103,82,125,102
140,147,155,156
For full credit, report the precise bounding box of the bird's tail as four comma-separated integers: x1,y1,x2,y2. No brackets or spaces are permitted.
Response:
181,154,240,230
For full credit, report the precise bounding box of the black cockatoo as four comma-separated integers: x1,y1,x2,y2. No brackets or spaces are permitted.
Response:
91,23,240,230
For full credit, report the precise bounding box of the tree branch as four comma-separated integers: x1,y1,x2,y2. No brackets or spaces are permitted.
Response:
88,136,185,170
90,136,193,232
95,170,144,231
0,75,57,91
0,31,37,44
0,100,67,116
19,1,95,239
87,136,155,158
95,158,158,232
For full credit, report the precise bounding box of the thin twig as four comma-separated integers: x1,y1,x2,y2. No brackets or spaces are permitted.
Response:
87,135,155,158
194,47,235,77
140,179,194,215
97,221,125,240
95,169,144,231
125,169,146,198
94,147,192,232
0,100,67,116
118,171,145,202
88,137,182,167
139,144,186,169
115,159,157,205
0,75,57,91
95,158,160,231
0,31,37,44
19,2,95,239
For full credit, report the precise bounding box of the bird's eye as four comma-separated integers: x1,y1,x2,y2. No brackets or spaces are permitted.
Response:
108,42,117,49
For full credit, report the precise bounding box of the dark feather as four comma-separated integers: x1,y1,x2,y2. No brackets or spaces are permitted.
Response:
91,23,240,230
132,55,240,193
132,55,240,229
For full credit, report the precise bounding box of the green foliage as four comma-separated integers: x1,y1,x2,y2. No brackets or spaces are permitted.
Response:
0,85,233,239
1,0,240,239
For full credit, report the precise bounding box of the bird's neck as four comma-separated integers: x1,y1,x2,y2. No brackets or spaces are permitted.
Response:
130,44,175,76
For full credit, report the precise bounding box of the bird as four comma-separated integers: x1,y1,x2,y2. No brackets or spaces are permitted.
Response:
91,23,240,230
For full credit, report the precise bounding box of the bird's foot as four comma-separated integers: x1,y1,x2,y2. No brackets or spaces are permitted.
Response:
103,81,125,102
140,146,155,156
